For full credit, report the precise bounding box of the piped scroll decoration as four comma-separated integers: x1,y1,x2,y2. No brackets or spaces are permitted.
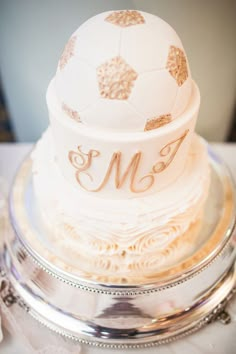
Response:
68,130,189,193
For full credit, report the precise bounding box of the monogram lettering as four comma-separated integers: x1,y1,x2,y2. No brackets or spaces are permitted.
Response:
152,129,189,173
68,130,189,193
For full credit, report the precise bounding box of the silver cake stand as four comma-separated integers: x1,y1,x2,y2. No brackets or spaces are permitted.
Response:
0,146,236,349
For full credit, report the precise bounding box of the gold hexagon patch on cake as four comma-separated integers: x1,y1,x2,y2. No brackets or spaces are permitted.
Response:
58,36,76,70
144,114,172,131
166,46,188,86
105,10,145,27
97,56,138,100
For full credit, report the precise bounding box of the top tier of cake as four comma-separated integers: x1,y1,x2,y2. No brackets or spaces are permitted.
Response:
55,10,192,132
47,10,200,199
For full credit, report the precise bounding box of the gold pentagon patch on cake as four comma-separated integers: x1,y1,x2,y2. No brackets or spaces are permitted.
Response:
97,56,138,100
105,10,145,27
58,36,76,71
62,103,81,123
166,46,188,86
144,114,172,131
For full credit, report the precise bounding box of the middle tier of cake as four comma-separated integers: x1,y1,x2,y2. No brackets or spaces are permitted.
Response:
31,128,210,282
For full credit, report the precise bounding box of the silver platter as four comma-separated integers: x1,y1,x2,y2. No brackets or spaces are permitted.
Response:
1,146,236,348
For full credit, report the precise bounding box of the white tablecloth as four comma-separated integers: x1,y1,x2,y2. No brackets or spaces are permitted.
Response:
0,142,236,354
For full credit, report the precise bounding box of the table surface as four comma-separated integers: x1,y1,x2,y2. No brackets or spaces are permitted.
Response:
0,142,236,354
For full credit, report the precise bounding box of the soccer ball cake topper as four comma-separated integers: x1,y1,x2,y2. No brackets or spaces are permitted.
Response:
55,10,191,132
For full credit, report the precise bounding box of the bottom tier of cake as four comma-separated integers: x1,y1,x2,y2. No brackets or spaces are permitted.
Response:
29,129,210,282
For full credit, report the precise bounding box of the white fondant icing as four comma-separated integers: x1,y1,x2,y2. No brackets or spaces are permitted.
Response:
73,15,121,68
81,99,144,132
129,69,179,120
119,14,184,73
54,11,192,132
55,56,99,112
171,77,192,117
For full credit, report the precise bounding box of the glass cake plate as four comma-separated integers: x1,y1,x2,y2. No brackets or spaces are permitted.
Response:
1,145,236,348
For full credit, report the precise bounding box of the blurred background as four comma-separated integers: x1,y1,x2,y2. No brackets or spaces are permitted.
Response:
0,0,235,143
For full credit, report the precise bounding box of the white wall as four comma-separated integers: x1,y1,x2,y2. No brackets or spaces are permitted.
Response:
0,0,235,142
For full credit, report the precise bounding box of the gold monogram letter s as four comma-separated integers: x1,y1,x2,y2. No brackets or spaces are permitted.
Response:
68,146,100,189
68,147,154,193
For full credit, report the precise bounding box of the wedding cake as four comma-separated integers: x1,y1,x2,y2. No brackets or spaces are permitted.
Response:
31,10,210,283
2,10,236,350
